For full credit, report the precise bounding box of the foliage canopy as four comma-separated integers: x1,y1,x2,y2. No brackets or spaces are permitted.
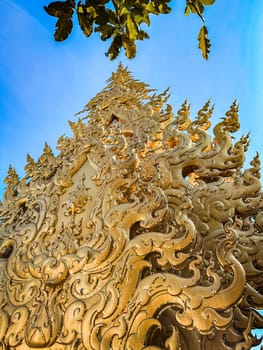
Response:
44,0,215,60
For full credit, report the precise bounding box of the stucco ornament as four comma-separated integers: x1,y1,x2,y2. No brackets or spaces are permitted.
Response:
0,65,263,349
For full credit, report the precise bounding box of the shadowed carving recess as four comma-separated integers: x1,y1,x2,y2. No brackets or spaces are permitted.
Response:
0,65,263,350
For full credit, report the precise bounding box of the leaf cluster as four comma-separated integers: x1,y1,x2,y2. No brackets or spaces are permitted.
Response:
44,0,215,60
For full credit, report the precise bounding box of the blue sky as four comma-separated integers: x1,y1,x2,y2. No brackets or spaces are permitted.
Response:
0,0,263,345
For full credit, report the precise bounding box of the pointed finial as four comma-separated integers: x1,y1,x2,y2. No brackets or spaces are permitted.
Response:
174,100,191,130
222,100,240,133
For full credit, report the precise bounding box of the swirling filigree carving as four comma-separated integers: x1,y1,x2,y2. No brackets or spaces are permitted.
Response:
0,64,262,349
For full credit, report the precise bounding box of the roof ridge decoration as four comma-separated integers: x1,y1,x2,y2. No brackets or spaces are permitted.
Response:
0,65,263,349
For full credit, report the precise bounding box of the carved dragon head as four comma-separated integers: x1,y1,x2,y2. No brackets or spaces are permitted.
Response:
0,65,263,349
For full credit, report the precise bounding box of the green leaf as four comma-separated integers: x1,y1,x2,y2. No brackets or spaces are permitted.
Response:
54,12,73,41
119,6,128,17
184,5,191,16
44,1,72,17
134,11,150,26
186,0,204,18
95,24,114,41
77,4,93,37
145,2,157,14
77,2,84,13
107,9,118,25
44,0,74,41
137,30,149,40
198,25,210,59
157,2,171,14
92,3,109,25
106,34,122,60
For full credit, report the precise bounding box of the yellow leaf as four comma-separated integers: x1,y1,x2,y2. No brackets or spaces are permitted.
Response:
126,13,138,41
198,25,210,60
200,0,215,5
122,35,136,59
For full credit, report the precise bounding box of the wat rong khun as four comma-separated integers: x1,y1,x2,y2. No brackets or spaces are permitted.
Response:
0,65,263,350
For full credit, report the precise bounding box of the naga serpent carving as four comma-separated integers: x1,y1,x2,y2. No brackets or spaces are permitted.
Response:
0,65,262,349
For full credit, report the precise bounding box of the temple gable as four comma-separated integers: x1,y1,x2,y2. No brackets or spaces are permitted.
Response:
0,65,263,349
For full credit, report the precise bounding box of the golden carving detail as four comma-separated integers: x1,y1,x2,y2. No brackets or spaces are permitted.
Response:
0,65,263,349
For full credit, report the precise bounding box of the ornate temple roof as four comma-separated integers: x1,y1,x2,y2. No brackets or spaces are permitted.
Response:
0,65,263,349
